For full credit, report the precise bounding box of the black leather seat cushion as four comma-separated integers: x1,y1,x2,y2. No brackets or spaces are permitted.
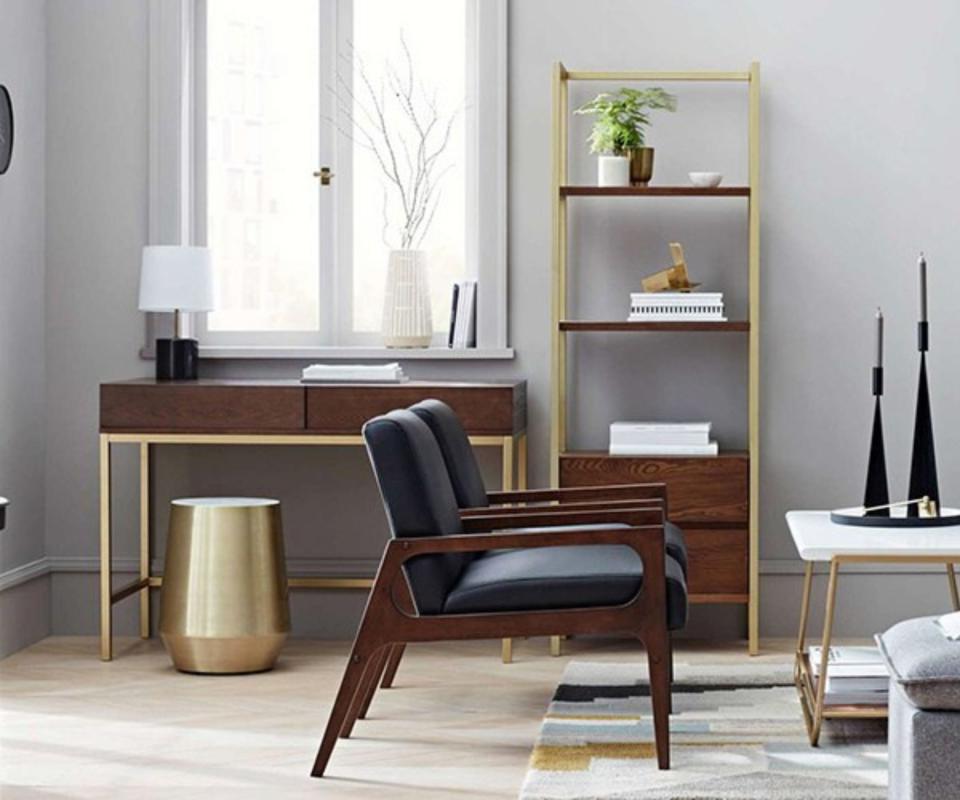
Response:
442,542,688,630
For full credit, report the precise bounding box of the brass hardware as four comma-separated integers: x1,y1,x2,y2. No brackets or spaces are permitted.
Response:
313,166,334,185
861,495,938,517
159,500,290,674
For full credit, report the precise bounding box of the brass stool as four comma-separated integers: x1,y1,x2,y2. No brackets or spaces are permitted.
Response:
159,498,290,674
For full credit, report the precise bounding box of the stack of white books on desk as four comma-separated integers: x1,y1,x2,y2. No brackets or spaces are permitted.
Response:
300,362,408,384
809,645,889,705
609,422,718,456
628,292,726,322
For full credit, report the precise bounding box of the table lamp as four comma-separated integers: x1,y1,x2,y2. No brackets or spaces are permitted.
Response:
139,246,214,380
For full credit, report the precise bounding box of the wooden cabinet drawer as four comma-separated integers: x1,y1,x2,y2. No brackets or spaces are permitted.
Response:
306,382,525,435
683,527,749,598
559,452,748,523
100,382,305,433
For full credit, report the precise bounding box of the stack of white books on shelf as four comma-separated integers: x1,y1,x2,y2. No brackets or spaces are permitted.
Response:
300,362,408,384
809,645,889,705
609,422,718,456
628,292,726,322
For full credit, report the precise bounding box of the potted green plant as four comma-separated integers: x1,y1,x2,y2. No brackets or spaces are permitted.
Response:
575,88,677,186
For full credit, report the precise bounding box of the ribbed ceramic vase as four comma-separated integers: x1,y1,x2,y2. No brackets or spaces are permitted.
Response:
382,249,433,348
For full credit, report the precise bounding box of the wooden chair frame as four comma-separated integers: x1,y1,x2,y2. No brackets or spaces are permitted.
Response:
311,504,673,777
382,483,671,685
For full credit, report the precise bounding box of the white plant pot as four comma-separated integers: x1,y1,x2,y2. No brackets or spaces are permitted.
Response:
382,249,433,348
597,155,630,187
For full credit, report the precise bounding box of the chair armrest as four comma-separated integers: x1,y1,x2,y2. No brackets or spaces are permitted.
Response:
387,524,664,559
460,498,662,519
486,483,668,513
460,506,662,532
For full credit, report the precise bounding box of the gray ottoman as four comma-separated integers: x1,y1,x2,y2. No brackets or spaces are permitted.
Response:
877,616,960,800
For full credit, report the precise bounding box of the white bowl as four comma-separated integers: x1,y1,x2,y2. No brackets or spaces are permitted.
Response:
689,171,723,188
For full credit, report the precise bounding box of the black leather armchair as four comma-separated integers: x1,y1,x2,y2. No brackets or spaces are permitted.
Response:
310,409,684,777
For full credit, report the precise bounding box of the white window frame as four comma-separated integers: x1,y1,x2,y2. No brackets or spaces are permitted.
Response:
145,0,511,360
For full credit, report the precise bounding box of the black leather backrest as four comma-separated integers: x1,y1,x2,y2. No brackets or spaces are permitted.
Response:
362,409,468,615
409,399,489,509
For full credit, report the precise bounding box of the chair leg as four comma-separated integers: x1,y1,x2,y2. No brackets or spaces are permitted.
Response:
667,632,674,715
341,646,389,738
380,643,405,688
645,627,672,770
311,635,381,777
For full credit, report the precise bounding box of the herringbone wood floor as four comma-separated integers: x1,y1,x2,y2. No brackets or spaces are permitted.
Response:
0,636,794,798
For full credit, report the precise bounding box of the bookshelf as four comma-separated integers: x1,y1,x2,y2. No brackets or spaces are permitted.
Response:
550,63,761,654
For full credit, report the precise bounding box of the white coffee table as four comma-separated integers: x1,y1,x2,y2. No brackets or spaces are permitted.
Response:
786,510,960,745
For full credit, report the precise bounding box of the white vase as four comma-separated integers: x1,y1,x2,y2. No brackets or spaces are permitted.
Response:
597,155,630,187
382,249,433,348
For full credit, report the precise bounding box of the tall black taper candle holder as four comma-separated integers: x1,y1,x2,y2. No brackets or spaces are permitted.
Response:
863,366,890,515
907,320,939,516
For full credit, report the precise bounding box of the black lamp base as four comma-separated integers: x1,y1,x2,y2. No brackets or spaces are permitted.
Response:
156,338,199,380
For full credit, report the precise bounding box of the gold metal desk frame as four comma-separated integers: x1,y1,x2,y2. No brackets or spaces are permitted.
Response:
99,430,528,662
794,554,960,746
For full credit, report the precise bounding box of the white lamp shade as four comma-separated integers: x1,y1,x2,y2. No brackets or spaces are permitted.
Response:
139,246,215,312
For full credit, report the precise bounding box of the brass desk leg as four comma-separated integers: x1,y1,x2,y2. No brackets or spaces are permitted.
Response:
99,435,112,661
517,432,528,492
948,563,960,612
809,559,840,746
139,443,150,639
501,434,515,664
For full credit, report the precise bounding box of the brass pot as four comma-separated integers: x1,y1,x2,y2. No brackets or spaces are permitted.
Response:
627,147,655,186
159,498,290,674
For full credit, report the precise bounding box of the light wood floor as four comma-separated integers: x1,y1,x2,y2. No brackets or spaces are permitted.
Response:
0,636,794,798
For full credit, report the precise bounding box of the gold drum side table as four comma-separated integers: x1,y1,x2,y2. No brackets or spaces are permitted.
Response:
159,498,290,674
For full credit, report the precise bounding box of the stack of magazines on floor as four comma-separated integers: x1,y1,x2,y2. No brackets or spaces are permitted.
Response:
300,362,408,384
609,421,718,456
809,645,889,705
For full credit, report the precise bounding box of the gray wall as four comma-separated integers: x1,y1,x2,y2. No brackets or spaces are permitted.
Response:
38,0,960,645
0,0,49,657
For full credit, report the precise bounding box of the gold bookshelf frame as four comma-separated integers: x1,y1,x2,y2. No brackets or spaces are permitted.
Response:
549,63,762,654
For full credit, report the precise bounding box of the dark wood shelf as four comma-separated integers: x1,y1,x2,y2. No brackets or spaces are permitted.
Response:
560,185,750,197
559,320,750,332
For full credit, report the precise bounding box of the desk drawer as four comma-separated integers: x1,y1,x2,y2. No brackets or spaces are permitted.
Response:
306,384,524,435
100,384,305,433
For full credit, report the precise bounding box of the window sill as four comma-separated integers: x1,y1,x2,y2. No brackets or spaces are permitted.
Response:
140,345,515,361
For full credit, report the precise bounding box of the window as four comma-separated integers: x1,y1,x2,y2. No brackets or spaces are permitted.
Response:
147,0,507,356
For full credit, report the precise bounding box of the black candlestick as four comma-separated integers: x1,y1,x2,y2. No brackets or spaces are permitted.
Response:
907,322,939,516
864,366,890,515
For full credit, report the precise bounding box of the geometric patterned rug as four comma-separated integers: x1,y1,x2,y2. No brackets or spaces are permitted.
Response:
520,661,888,799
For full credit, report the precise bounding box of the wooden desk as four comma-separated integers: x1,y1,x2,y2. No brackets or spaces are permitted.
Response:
99,379,527,661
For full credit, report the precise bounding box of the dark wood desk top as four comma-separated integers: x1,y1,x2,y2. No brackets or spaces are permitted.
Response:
100,379,526,436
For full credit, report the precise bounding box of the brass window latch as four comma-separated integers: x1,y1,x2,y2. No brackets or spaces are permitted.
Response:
313,166,334,185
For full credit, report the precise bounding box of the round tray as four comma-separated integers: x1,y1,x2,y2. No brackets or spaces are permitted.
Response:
830,505,960,528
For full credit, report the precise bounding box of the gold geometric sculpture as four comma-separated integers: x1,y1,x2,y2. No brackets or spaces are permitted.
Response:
640,242,701,293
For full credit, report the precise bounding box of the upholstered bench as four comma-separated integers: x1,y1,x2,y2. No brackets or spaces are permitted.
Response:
877,616,960,800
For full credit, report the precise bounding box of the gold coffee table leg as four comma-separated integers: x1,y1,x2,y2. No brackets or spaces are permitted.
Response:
809,559,840,746
947,563,960,611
